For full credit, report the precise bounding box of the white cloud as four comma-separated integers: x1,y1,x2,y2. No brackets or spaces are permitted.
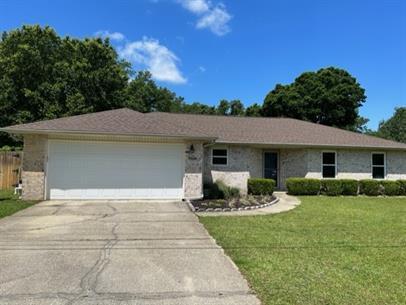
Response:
94,30,125,42
177,0,232,36
198,66,206,72
119,37,187,84
178,0,210,14
196,4,231,36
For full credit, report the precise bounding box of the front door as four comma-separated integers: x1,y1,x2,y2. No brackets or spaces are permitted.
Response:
264,152,278,186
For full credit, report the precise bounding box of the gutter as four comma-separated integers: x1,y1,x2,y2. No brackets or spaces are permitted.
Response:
0,128,217,142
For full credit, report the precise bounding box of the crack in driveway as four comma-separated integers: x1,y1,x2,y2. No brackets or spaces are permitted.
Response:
0,200,260,305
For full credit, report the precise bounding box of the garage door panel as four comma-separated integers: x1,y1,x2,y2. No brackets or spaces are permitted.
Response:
47,141,185,199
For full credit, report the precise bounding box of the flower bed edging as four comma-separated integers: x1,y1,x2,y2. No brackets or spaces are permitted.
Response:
186,196,280,213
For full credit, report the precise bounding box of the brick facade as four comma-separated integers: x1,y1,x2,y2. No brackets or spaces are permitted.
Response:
203,145,406,192
22,135,47,200
21,135,405,199
184,142,204,199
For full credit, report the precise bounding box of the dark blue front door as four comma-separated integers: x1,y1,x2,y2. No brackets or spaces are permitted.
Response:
264,152,278,185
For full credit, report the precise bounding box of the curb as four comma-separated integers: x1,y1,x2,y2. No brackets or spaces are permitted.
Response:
186,196,280,213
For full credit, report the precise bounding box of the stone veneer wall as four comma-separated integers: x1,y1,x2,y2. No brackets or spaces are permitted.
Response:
184,142,204,199
279,149,307,189
203,145,262,194
203,146,406,192
22,135,47,200
306,149,406,180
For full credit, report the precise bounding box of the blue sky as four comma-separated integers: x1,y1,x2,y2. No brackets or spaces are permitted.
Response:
1,0,405,129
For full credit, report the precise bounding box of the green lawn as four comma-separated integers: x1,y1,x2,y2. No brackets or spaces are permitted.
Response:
200,196,406,305
0,189,38,219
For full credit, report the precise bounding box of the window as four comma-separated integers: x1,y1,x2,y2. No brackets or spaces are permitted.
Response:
322,152,336,178
372,153,385,179
212,149,228,165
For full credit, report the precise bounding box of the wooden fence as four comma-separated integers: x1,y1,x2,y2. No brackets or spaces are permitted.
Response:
0,151,23,189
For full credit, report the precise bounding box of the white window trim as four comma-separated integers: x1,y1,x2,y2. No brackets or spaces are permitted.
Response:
371,152,386,180
321,151,337,178
211,148,228,166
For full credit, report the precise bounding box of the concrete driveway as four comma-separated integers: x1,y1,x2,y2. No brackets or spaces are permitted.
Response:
0,200,260,305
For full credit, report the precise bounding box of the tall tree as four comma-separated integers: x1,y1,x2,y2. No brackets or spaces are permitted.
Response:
375,107,406,143
125,71,184,113
181,102,216,114
245,103,262,117
262,67,367,130
229,100,245,116
217,99,230,115
0,25,129,146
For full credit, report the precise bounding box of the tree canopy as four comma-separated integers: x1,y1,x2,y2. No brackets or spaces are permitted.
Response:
1,25,400,148
0,25,129,146
262,67,367,131
374,107,406,143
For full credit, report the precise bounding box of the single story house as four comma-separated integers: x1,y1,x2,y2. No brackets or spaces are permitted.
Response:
1,108,406,200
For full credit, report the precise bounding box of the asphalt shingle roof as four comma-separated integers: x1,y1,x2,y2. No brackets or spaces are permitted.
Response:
2,108,406,150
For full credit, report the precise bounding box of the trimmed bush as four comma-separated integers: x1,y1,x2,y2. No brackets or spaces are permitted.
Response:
359,179,381,196
340,179,359,195
286,178,320,195
321,180,342,196
381,181,401,196
398,180,406,196
203,181,240,200
248,178,275,195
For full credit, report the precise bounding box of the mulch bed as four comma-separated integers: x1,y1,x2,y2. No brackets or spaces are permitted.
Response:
191,195,275,210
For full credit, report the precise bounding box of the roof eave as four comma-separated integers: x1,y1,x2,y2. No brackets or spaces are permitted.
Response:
0,128,217,142
214,140,406,151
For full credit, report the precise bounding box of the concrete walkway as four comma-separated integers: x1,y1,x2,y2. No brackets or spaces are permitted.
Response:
197,192,301,217
0,200,260,305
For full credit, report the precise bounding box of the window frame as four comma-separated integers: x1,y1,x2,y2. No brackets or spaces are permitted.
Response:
371,152,386,179
321,151,337,179
211,148,228,166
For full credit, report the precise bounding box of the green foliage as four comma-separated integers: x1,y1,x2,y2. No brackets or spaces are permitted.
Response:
398,180,406,195
229,100,245,116
216,180,240,200
216,99,230,115
247,178,275,195
321,180,342,196
181,102,216,114
204,180,240,200
245,103,262,117
381,181,401,196
340,179,359,195
375,107,406,143
0,25,129,146
286,178,320,195
262,67,367,130
359,179,381,196
125,71,185,113
0,189,37,219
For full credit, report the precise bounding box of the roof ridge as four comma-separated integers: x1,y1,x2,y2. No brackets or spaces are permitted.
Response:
146,112,214,139
5,108,141,129
150,111,293,120
151,111,406,147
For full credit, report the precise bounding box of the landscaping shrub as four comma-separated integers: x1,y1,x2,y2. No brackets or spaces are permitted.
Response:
381,181,401,196
210,180,240,200
321,180,342,196
248,178,275,195
286,178,320,195
359,179,381,196
398,180,406,195
340,179,359,195
217,180,240,200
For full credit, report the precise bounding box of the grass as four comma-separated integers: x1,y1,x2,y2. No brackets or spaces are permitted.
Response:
200,196,406,305
0,189,38,219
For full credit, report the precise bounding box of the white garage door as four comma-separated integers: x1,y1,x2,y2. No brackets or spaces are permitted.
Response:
46,140,185,199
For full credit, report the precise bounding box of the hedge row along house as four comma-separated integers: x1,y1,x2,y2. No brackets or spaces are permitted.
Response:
1,108,406,200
